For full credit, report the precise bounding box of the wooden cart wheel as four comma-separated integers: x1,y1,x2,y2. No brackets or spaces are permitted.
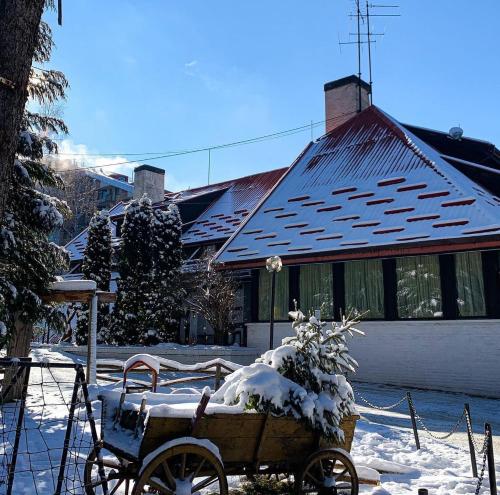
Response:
132,442,228,495
84,447,134,495
295,448,359,495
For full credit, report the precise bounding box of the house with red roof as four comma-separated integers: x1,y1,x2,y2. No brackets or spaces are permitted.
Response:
214,75,500,397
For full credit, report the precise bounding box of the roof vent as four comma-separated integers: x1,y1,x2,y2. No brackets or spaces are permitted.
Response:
448,126,463,140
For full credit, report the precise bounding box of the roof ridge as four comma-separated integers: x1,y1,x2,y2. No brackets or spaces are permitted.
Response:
166,166,289,197
380,110,500,225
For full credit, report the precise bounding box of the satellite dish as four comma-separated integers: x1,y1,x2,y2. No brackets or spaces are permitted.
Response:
449,126,464,140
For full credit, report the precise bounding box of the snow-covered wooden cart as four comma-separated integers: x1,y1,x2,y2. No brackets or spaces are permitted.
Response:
85,389,361,494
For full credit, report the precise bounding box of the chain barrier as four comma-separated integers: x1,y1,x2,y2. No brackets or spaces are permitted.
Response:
407,394,466,441
475,430,490,494
466,408,490,455
355,390,407,411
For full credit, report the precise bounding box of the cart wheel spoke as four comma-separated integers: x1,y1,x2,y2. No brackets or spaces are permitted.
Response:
335,468,349,480
191,457,206,480
149,476,174,494
318,459,326,480
192,474,218,492
109,478,123,495
305,471,321,485
162,461,176,488
180,453,187,480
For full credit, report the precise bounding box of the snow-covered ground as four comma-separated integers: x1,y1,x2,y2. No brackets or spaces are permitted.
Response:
1,347,499,494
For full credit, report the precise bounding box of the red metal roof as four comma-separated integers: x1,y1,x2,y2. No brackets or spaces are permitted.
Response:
216,106,500,266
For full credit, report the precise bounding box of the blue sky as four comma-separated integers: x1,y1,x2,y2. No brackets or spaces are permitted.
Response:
45,1,500,192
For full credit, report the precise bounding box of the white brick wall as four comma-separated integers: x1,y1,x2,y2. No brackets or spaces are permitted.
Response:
246,320,500,398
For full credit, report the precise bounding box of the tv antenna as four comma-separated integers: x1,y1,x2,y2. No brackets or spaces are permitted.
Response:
339,1,400,106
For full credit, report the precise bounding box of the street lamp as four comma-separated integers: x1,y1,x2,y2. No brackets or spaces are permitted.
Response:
266,255,282,349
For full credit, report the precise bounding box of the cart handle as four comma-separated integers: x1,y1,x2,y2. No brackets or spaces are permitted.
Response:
190,388,211,436
123,360,158,393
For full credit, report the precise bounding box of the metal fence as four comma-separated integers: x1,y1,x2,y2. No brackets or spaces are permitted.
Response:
354,387,497,495
0,359,105,495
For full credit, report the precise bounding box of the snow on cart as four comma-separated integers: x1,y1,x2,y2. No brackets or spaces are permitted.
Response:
85,311,377,494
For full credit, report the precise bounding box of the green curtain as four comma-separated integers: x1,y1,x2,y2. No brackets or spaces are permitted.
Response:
299,264,334,319
396,255,442,318
258,267,290,320
345,259,384,318
455,251,486,317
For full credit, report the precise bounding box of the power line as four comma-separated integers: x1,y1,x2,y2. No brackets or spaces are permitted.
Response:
55,111,357,173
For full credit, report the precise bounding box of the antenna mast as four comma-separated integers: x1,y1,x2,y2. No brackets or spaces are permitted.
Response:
356,0,362,112
340,2,400,105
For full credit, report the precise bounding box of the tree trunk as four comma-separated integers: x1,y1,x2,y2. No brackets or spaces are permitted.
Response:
2,316,33,402
0,0,45,220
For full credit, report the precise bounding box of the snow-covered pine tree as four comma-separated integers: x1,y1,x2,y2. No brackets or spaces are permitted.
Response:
110,195,154,345
149,204,185,343
75,210,112,345
212,310,363,441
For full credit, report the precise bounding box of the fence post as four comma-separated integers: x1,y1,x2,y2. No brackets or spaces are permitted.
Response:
55,364,82,495
6,360,31,495
406,392,420,450
486,423,497,495
79,365,109,495
465,403,478,478
215,363,222,391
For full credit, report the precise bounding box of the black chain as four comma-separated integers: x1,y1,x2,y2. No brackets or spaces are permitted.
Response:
355,390,407,410
407,394,465,441
474,430,490,495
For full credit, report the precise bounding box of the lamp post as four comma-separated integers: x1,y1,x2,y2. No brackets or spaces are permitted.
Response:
266,255,282,349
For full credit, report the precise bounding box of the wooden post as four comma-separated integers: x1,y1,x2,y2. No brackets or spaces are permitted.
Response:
86,294,98,385
407,392,420,450
465,403,478,478
215,363,222,391
485,423,497,495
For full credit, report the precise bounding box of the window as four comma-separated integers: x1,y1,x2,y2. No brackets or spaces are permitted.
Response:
396,255,442,318
299,264,334,319
258,267,289,320
455,251,486,317
345,260,384,318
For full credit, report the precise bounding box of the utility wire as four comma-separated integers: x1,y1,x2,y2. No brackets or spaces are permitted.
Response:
54,110,357,173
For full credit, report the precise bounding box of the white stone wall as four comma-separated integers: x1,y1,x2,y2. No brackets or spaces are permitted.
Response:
246,320,500,398
55,344,259,366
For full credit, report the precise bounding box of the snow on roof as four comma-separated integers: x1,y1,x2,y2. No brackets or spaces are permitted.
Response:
87,170,134,193
64,169,286,261
49,280,97,291
65,203,124,262
216,106,500,265
181,168,286,245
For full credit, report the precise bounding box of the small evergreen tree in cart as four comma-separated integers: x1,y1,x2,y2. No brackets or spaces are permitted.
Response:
75,210,112,345
149,203,185,343
110,195,153,345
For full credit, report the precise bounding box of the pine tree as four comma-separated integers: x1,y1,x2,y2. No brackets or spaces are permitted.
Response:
149,204,185,343
110,195,154,345
0,10,70,356
213,310,362,441
75,210,112,345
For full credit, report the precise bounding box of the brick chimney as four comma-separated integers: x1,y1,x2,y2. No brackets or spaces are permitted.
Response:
324,75,371,133
133,164,165,204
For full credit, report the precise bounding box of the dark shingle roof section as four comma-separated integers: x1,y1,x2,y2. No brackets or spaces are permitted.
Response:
181,168,286,245
216,106,500,265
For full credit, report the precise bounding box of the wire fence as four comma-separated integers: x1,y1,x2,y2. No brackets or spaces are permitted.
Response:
353,385,497,495
0,359,105,495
